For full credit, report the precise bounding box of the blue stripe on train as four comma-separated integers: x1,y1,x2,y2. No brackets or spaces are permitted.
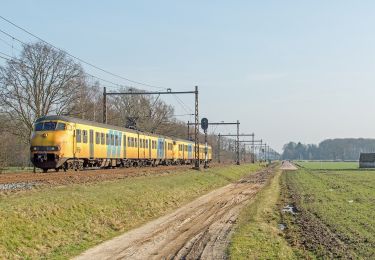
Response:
158,138,164,159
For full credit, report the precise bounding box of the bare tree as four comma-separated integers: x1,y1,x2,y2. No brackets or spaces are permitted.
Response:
107,88,174,133
0,42,84,143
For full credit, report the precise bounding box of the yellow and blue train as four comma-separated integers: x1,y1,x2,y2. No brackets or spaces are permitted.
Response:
30,115,212,172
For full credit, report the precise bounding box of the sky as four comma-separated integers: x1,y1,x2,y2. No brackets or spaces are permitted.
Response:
1,1,375,152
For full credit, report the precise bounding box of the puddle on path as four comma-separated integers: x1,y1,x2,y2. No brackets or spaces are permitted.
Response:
278,223,286,231
282,204,297,215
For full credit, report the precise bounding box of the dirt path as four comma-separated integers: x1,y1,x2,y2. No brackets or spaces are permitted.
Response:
280,161,298,170
74,166,276,260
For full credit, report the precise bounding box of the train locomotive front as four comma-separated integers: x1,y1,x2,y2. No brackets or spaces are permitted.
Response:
30,117,73,172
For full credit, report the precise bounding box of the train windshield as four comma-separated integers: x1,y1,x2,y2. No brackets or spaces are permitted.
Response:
34,122,66,131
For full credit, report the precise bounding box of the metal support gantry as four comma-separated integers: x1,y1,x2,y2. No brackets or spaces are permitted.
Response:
103,86,202,169
187,121,241,165
217,133,256,164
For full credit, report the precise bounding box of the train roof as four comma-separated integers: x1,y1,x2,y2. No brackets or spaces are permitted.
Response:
35,115,208,146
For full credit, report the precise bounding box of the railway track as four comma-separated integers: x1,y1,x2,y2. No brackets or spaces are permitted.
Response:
0,163,225,191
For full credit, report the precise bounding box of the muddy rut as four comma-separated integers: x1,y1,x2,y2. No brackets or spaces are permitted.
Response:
75,166,276,260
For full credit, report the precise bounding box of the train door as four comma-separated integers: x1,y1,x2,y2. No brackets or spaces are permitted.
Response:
123,134,126,158
149,139,151,159
89,129,94,158
158,138,164,159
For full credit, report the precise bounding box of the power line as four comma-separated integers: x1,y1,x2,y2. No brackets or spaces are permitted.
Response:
0,30,132,90
0,15,166,90
173,94,193,113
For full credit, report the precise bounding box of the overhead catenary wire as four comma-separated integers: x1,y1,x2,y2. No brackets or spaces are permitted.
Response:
0,29,135,90
0,15,166,90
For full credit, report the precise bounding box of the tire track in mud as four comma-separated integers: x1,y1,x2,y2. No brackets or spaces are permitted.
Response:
74,165,276,260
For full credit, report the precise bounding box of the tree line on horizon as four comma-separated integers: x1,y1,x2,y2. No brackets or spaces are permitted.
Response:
281,138,375,161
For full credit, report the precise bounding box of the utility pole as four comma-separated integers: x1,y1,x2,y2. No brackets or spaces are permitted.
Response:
194,86,199,169
103,86,200,170
103,87,107,124
236,120,240,165
218,134,221,163
251,134,255,163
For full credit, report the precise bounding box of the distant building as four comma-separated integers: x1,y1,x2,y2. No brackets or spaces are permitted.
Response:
359,153,375,168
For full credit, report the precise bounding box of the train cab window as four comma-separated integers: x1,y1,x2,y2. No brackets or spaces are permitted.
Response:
35,123,43,131
76,129,81,143
44,122,56,131
82,130,88,143
101,133,105,145
56,122,66,130
95,132,100,144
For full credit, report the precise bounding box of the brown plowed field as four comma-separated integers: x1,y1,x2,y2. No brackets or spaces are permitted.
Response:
0,164,225,187
74,166,275,260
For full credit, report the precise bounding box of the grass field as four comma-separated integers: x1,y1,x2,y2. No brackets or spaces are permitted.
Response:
0,164,262,259
0,166,37,174
282,165,375,258
295,161,359,170
229,168,302,259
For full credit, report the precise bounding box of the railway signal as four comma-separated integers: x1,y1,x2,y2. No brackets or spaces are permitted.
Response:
201,118,209,168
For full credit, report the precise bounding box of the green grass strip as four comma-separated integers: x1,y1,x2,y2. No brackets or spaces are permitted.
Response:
229,168,301,259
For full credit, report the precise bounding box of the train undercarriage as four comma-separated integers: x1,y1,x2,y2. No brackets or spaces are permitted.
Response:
32,153,207,173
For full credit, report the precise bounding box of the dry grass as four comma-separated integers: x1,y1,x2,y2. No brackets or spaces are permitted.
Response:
0,164,262,259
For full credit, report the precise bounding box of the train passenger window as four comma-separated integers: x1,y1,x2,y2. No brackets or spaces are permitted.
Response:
115,135,118,146
111,134,114,146
146,140,148,149
143,139,146,148
83,130,88,143
101,133,105,144
56,123,66,130
135,138,138,147
106,134,109,145
76,129,81,143
140,139,143,148
95,132,100,144
128,137,131,147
